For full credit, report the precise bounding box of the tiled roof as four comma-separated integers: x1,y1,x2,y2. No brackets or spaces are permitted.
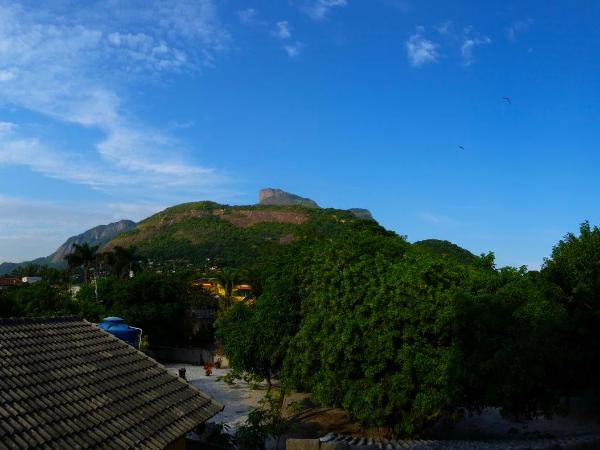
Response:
0,316,223,449
0,278,22,287
317,433,600,450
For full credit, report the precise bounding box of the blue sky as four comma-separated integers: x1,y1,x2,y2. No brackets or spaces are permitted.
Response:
0,0,599,268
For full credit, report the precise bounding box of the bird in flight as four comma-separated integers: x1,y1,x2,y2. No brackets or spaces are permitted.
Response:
503,96,512,105
458,145,465,150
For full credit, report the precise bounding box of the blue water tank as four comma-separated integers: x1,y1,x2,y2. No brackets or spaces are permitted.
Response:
97,317,142,349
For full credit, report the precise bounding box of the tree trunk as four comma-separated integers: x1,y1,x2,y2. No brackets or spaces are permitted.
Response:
266,373,272,392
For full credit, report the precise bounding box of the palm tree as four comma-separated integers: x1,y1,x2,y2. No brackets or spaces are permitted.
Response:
64,243,99,284
214,268,240,309
111,246,141,279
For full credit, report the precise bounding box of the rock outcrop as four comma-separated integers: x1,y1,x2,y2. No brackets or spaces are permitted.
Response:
259,188,320,208
258,188,374,220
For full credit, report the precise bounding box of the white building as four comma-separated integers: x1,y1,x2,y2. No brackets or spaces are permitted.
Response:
21,276,42,284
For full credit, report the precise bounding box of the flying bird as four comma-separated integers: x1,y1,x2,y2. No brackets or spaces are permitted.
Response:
458,145,465,150
503,96,512,105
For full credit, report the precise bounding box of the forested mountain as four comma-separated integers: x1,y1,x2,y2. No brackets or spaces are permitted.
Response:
104,201,372,269
104,195,469,270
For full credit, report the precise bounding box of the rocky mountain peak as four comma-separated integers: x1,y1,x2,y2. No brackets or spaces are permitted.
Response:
258,188,319,208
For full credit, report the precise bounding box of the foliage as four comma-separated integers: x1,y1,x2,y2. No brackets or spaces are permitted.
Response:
413,239,478,265
215,249,303,388
0,281,93,318
64,242,100,283
76,271,193,346
217,220,567,435
102,246,143,279
451,267,566,419
106,203,370,272
234,391,290,450
542,221,600,390
8,264,65,284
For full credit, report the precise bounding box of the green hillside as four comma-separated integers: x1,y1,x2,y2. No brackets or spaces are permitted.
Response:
413,238,477,265
105,201,370,269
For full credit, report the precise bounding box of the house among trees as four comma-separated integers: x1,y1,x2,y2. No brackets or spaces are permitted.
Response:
191,277,253,302
0,316,223,449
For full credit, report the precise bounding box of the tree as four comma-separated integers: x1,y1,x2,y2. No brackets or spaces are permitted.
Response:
216,264,301,390
451,267,566,419
64,243,99,283
215,268,242,308
77,271,192,346
542,221,600,390
217,221,567,435
104,246,142,279
4,281,78,317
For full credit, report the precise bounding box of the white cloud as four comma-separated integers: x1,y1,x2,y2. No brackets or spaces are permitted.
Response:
0,194,170,262
460,29,491,66
0,69,14,81
237,8,264,26
417,211,460,227
0,195,117,262
0,1,231,195
284,42,303,58
0,121,15,134
506,19,532,43
273,21,292,40
406,27,439,67
304,0,348,21
436,21,453,36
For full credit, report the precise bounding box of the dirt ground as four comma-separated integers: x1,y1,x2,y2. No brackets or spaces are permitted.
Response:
166,365,267,430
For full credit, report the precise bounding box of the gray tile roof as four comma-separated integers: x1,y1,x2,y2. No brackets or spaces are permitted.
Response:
318,433,600,450
0,316,224,449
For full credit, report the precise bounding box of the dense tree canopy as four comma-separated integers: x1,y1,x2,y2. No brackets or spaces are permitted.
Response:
217,220,571,434
542,221,600,390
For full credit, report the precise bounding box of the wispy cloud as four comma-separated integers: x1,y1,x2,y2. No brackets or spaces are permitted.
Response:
506,19,532,43
237,8,265,27
436,20,453,36
303,0,348,21
0,194,167,262
0,121,15,134
284,42,304,58
417,211,461,227
0,195,119,262
0,1,231,197
273,21,292,40
460,28,491,66
406,26,439,67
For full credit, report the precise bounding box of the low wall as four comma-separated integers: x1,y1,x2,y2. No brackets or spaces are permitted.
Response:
148,346,230,367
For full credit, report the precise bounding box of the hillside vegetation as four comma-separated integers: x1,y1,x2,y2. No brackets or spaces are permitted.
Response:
105,202,384,268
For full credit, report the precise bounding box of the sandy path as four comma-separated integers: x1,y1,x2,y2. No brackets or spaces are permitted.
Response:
166,365,266,430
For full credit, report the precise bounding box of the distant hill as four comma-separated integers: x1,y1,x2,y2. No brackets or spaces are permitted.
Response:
0,220,135,275
259,188,374,220
413,239,477,265
105,199,377,269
